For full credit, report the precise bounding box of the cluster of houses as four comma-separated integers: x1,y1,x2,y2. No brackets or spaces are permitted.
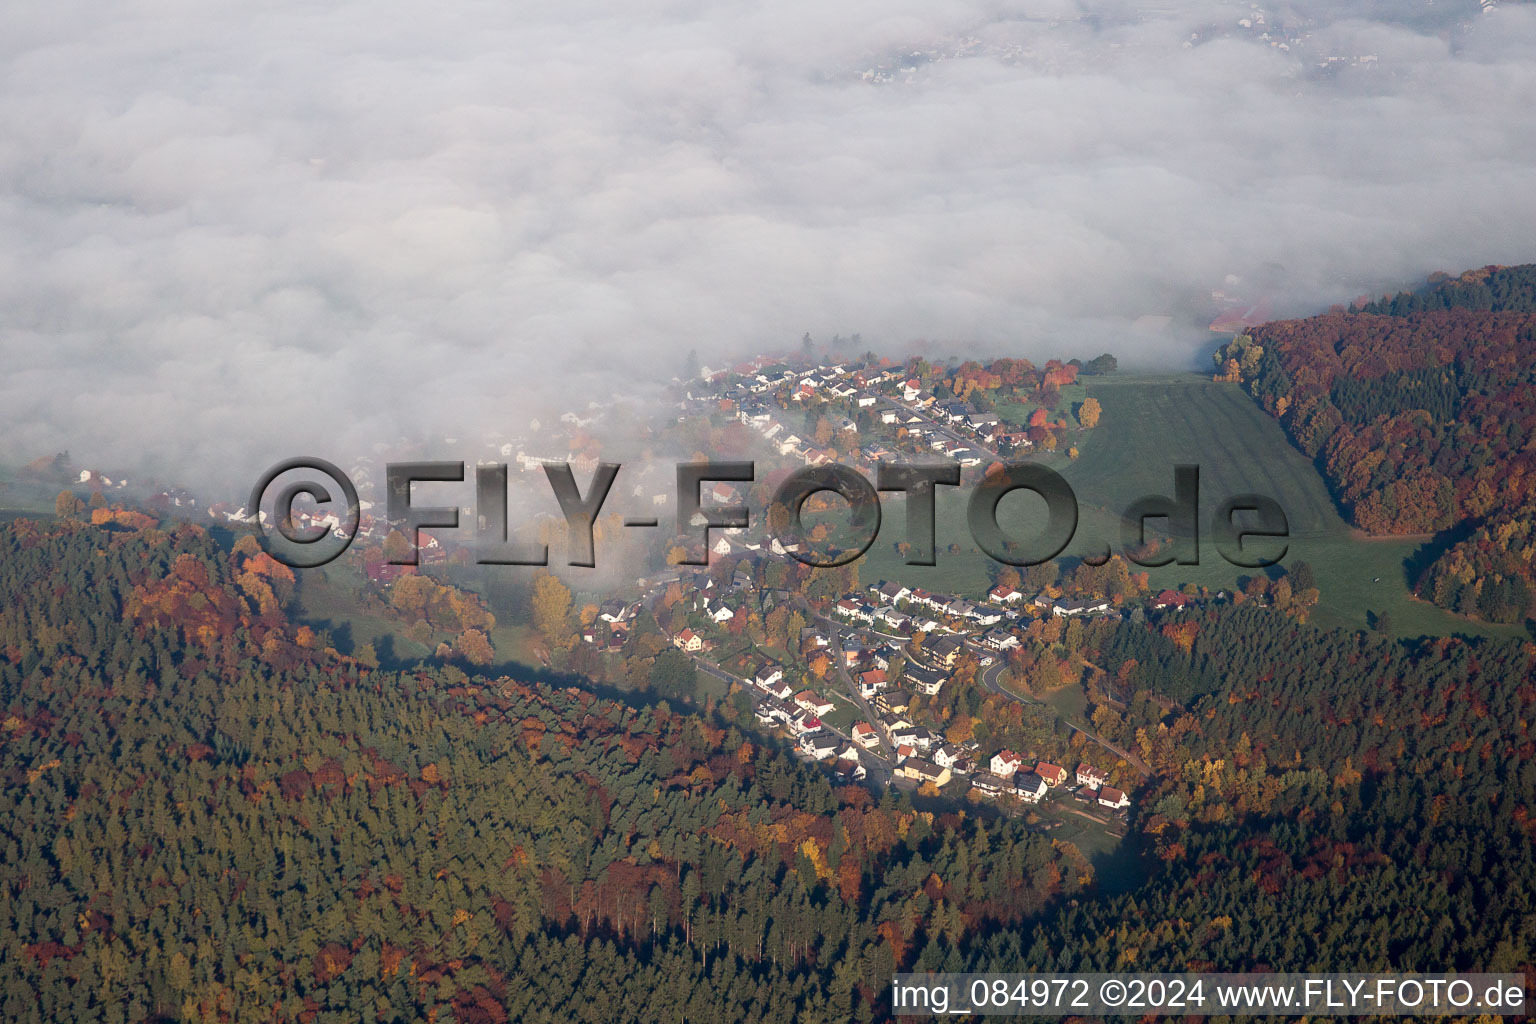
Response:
985,583,1114,618
849,718,1134,815
689,360,901,469
744,663,868,782
830,580,1119,662
840,580,1118,636
967,755,1131,811
836,582,1009,634
580,599,641,651
691,356,1015,472
846,689,972,789
915,394,1033,459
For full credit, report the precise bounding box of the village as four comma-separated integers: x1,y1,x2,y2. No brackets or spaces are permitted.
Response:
613,549,1177,831
112,346,1209,836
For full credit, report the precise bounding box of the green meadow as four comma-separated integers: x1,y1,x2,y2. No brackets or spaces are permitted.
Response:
861,373,1523,640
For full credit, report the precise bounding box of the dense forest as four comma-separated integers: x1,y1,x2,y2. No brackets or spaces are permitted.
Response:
1356,264,1536,316
0,517,1089,1023
4,508,1536,1020
1044,604,1536,977
3,509,1536,1019
1213,269,1536,623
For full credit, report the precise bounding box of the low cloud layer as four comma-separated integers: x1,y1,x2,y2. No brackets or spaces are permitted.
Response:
3,0,1535,489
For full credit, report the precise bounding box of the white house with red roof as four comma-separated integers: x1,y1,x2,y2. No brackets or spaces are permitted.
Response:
989,750,1023,779
988,583,1023,604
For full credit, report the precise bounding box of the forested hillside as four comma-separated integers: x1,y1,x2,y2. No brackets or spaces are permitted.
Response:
1214,274,1536,624
1358,264,1536,316
0,518,1086,1023
1036,604,1536,977
3,515,1535,1021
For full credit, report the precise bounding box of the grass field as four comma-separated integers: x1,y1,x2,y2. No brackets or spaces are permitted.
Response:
993,381,1086,430
295,565,545,666
295,568,437,662
861,373,1524,640
0,475,65,516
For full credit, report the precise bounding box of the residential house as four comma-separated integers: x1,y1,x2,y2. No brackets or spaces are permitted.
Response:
898,758,951,787
857,669,887,699
1076,763,1109,789
1035,762,1068,787
971,773,1007,798
905,664,947,697
904,726,935,750
946,599,978,620
982,629,1020,651
834,599,874,623
1098,787,1131,810
932,744,965,771
970,605,1005,625
799,627,830,649
793,691,836,717
1053,597,1111,617
988,583,1023,604
989,750,1024,780
790,713,822,735
800,732,843,760
929,636,964,667
598,599,636,624
832,757,867,782
1015,772,1048,803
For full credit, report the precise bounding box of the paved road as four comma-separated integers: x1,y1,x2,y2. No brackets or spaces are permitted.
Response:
971,641,1151,777
796,597,899,761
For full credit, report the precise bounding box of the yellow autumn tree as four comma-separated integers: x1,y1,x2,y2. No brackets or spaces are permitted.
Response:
531,573,574,649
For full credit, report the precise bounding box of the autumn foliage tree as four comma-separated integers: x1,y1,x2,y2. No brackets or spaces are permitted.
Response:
530,572,574,649
1078,396,1102,428
1225,287,1536,622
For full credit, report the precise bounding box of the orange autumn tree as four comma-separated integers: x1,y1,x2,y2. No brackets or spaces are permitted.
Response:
1162,619,1199,653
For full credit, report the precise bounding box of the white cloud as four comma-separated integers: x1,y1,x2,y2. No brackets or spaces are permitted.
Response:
2,0,1534,487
